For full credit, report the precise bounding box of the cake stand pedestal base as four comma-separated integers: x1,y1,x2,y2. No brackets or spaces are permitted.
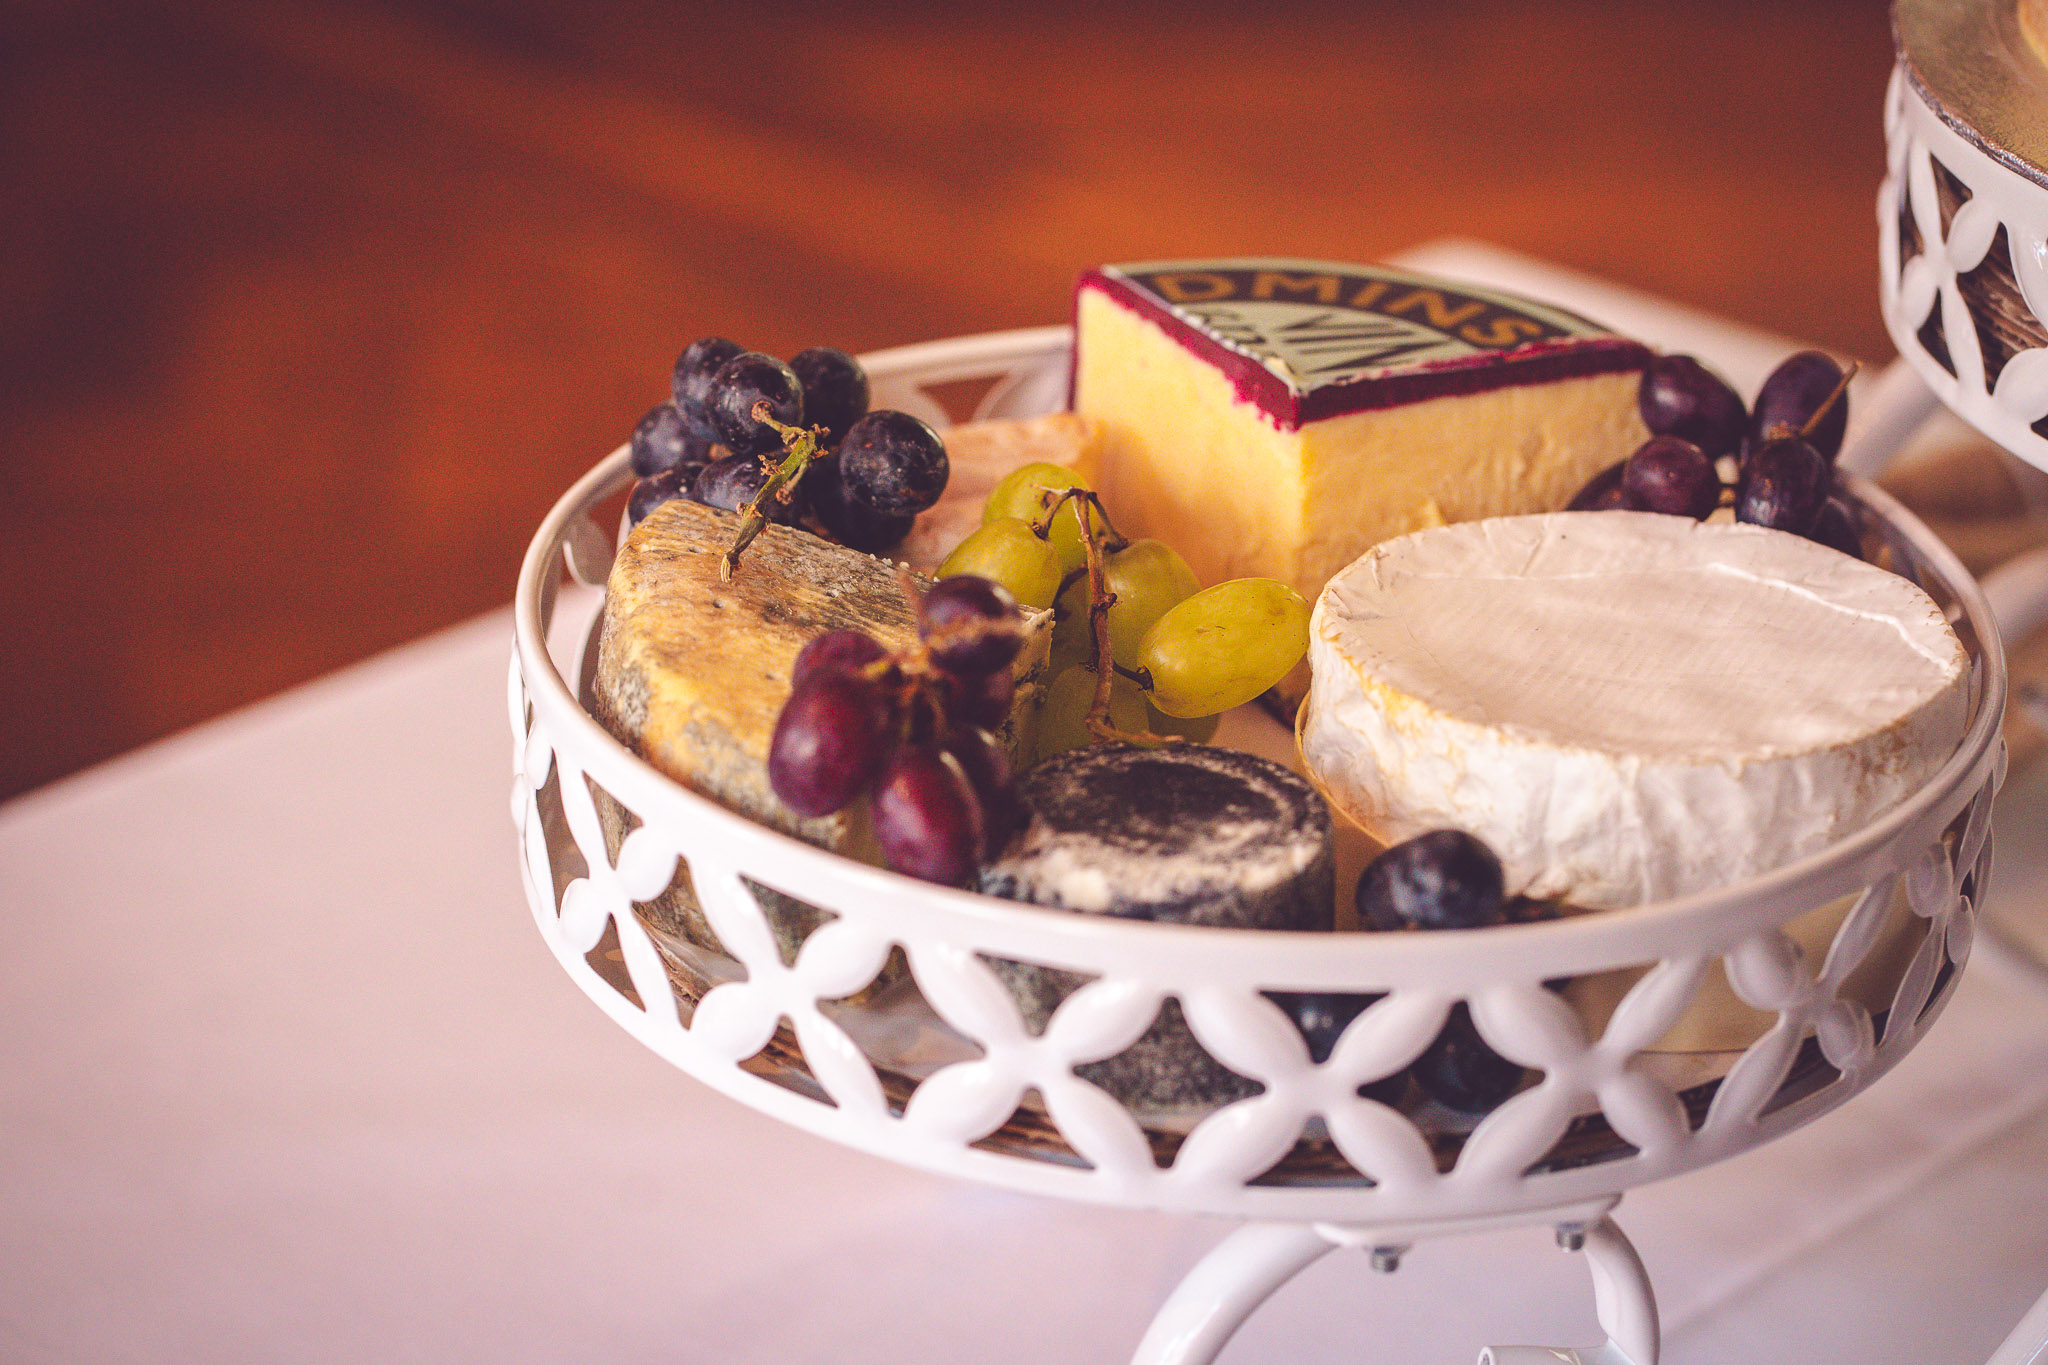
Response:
1132,1198,1657,1365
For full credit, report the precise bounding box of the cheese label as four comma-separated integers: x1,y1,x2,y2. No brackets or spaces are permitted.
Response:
1081,258,1648,425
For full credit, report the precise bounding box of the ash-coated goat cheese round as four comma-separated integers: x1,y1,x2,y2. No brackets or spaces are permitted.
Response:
979,743,1334,1110
982,743,1334,929
1298,511,1971,910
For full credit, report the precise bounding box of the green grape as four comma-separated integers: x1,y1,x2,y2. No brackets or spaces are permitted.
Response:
983,462,1102,574
938,517,1063,609
1048,623,1093,677
1102,538,1200,665
1054,566,1089,618
1034,665,1148,763
1137,578,1311,718
1048,538,1198,670
1049,572,1094,673
1143,702,1220,745
984,461,1091,522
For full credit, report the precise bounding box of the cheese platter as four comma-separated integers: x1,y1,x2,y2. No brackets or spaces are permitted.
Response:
511,311,2008,1365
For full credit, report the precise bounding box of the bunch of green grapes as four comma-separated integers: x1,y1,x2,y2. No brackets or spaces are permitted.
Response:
938,461,1310,762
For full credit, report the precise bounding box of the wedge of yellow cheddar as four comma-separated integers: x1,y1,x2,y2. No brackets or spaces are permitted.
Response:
1073,259,1653,613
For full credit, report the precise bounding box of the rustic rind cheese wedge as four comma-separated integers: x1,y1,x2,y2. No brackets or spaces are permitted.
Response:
594,499,923,963
595,497,1046,967
1298,511,1972,910
1072,258,1653,613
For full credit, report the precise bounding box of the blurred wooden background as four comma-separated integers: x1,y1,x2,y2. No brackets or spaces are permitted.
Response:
0,0,1927,800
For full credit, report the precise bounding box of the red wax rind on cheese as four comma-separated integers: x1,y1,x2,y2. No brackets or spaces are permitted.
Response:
1077,259,1652,429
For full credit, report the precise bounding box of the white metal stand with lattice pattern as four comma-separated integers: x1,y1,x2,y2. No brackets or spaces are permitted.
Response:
1878,33,2048,738
510,329,2007,1365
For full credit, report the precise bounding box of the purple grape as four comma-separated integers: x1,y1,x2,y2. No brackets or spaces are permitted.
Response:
1735,437,1830,535
871,746,985,885
691,452,806,524
1752,350,1848,460
901,687,945,748
943,725,1019,855
809,452,915,553
838,410,950,516
944,664,1015,731
1359,1069,1408,1107
671,337,745,439
1413,1003,1525,1113
627,466,690,527
1567,460,1637,512
1806,496,1863,559
706,352,804,458
1622,435,1721,520
791,629,889,690
630,402,692,478
1269,991,1380,1063
789,346,870,446
767,670,893,818
1356,830,1507,932
920,575,1024,678
1639,354,1748,459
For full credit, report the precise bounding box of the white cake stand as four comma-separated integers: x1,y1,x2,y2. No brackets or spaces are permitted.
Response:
510,327,2008,1365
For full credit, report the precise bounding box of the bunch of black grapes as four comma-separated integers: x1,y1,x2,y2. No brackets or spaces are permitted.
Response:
627,339,948,551
1571,351,1863,558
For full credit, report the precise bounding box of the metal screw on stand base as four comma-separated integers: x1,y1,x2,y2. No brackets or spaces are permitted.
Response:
1128,1202,1658,1365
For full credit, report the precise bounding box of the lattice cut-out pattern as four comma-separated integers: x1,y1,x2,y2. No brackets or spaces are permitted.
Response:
1884,65,2048,463
509,328,2009,1224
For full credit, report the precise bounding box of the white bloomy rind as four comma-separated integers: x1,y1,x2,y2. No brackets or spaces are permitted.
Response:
1298,512,1971,909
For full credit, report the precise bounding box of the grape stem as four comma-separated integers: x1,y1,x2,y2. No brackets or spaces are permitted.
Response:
1797,359,1859,441
1763,359,1861,445
1028,486,1131,556
719,401,826,581
1113,662,1155,689
879,567,1019,749
1036,488,1178,748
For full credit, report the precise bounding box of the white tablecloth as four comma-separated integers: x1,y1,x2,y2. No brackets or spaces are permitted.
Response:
4,245,2047,1364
